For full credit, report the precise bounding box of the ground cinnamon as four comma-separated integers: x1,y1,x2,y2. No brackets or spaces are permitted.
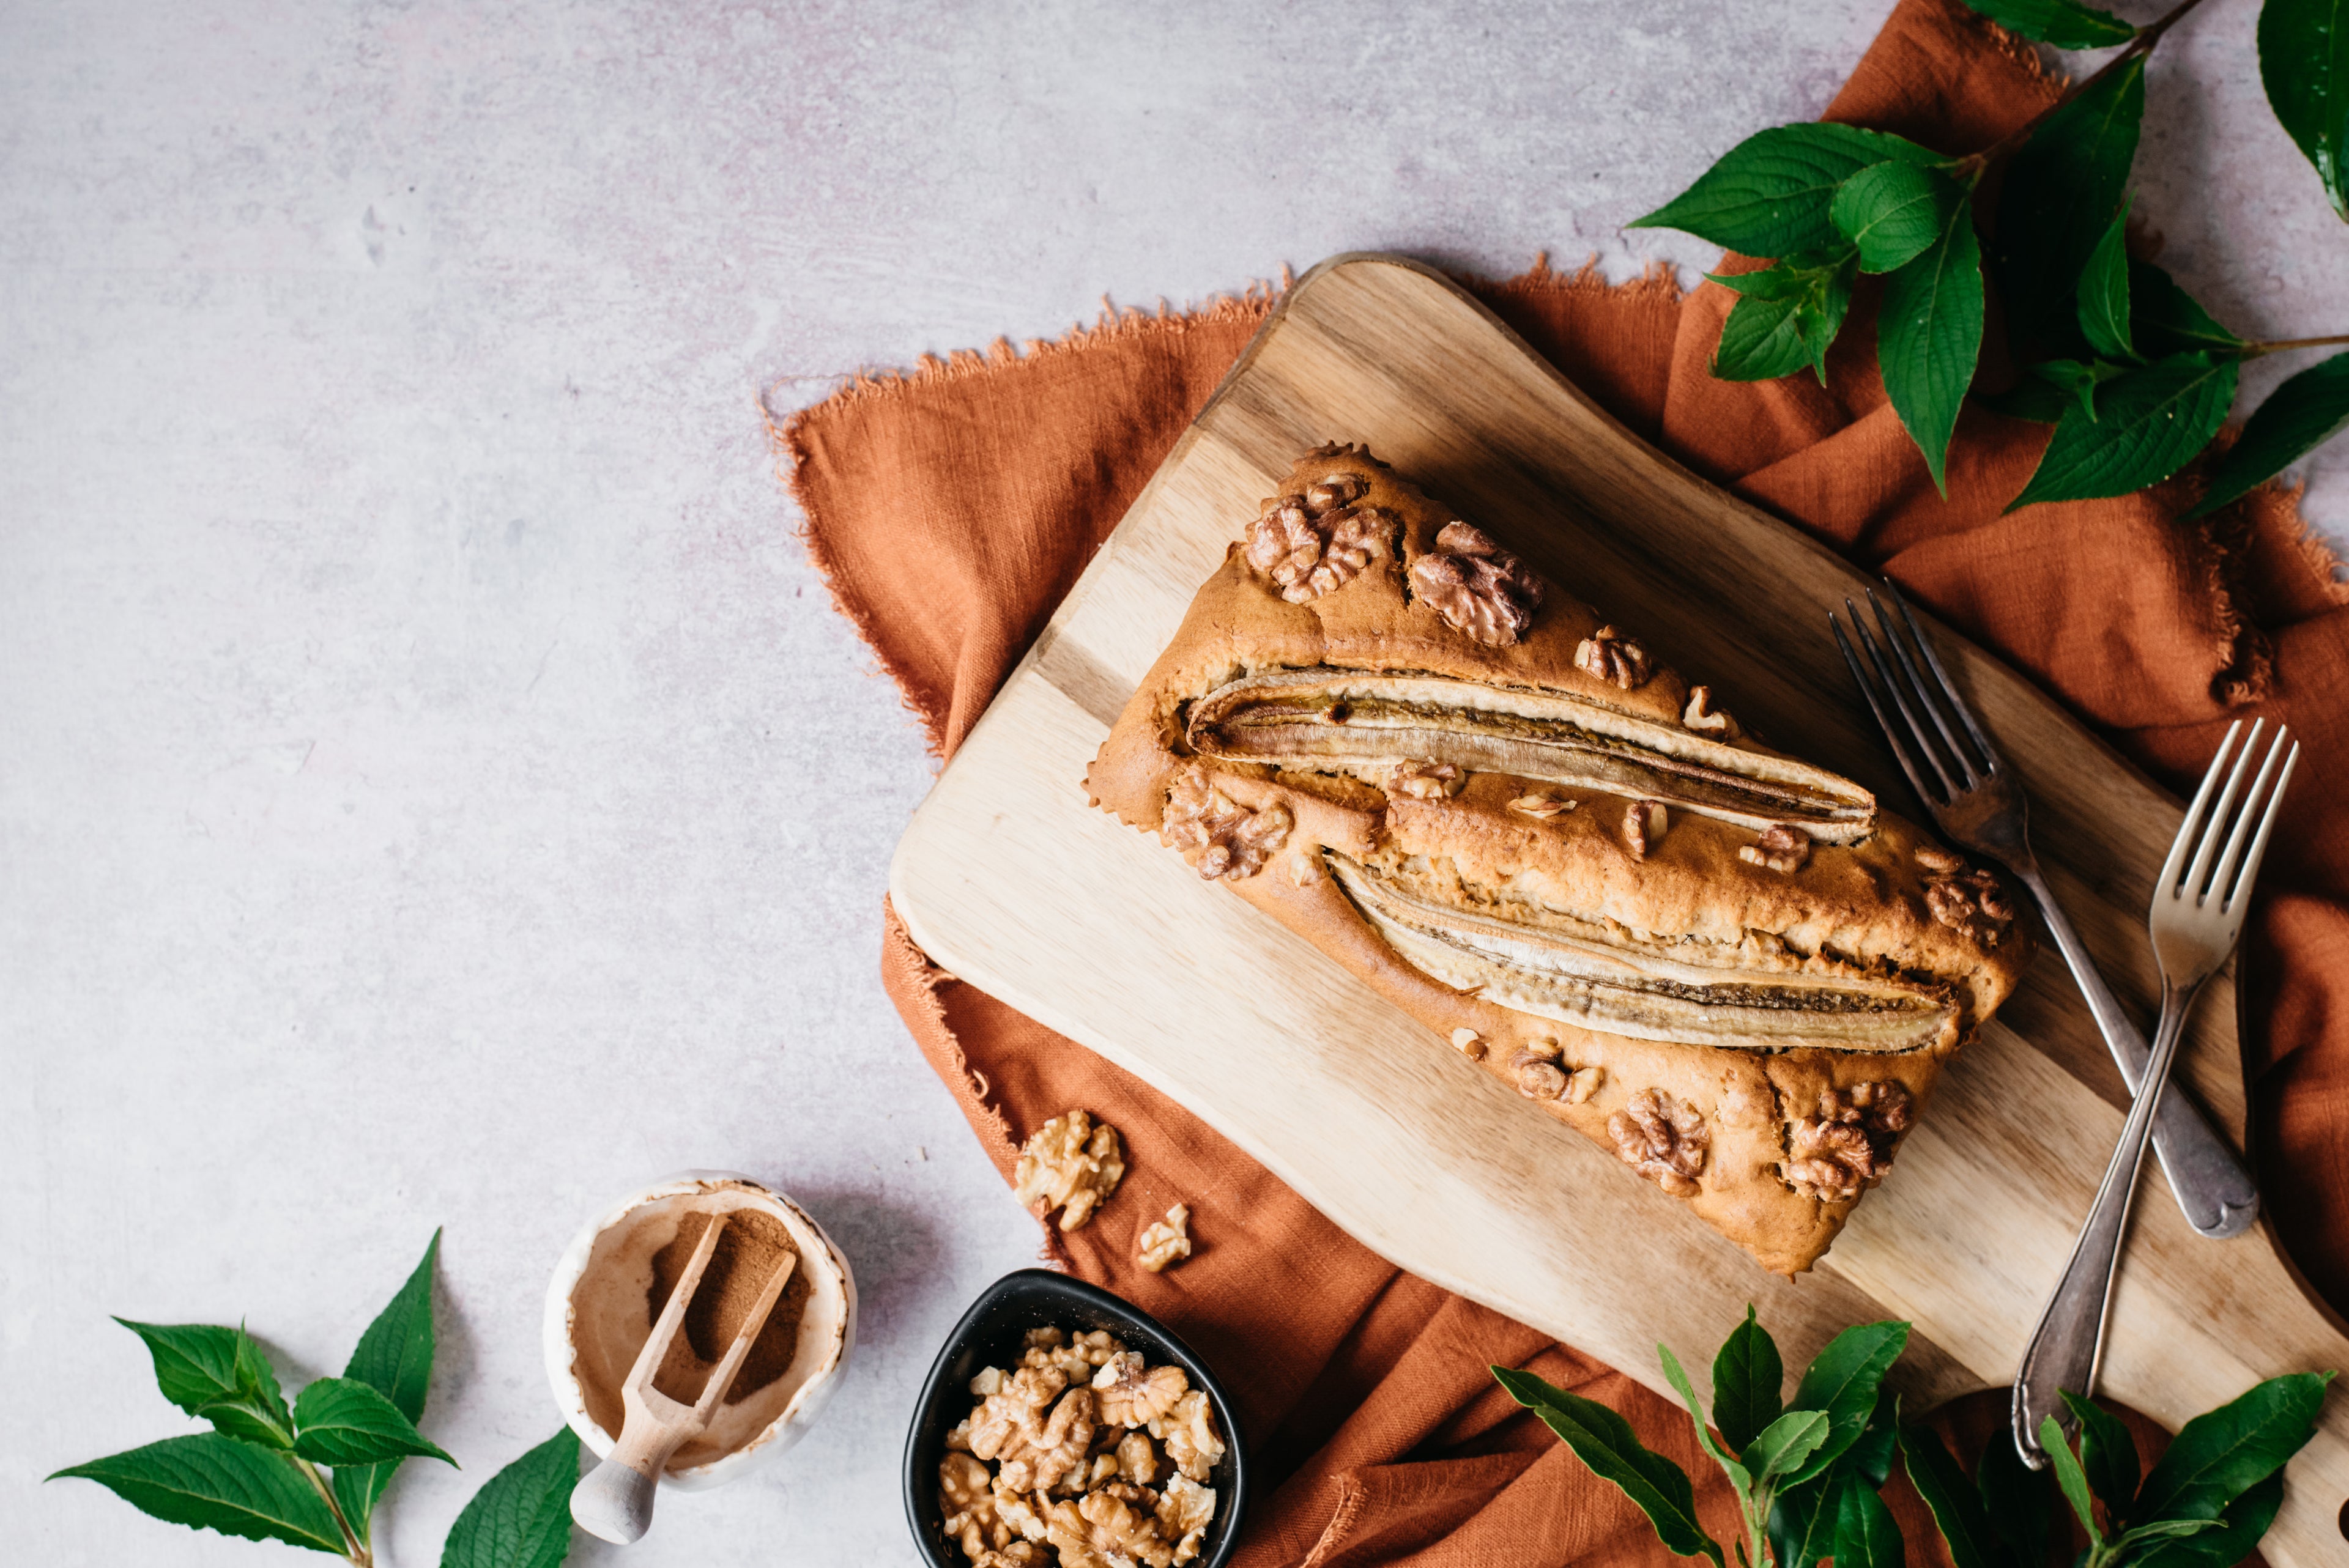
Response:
646,1208,812,1405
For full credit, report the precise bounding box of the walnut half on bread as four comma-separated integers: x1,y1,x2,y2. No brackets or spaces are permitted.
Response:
1084,444,2035,1276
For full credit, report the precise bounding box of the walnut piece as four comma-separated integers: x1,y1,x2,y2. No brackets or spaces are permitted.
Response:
1408,521,1545,646
1159,1474,1218,1566
1512,1050,1568,1100
973,1545,1048,1568
1912,845,1966,875
1115,1430,1160,1486
1575,624,1654,690
1386,759,1465,799
1450,1027,1486,1059
1508,790,1578,819
942,1451,1011,1559
968,1367,1096,1496
1134,1206,1194,1274
1739,824,1812,874
1682,684,1742,739
1608,1087,1709,1198
1163,764,1292,882
1148,1389,1227,1483
1243,480,1393,604
1623,800,1669,860
1785,1081,1915,1202
1563,1065,1605,1104
1924,864,2015,946
1012,1111,1127,1231
1095,1350,1191,1424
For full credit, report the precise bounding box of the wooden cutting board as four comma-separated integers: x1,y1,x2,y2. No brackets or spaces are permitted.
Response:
888,255,2349,1562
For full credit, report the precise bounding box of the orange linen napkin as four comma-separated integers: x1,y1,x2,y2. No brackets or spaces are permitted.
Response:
781,1,2345,1561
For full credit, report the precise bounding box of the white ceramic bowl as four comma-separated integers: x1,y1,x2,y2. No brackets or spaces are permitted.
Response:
543,1170,858,1491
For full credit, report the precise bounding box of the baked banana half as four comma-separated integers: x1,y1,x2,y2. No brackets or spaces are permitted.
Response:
1086,443,2033,1274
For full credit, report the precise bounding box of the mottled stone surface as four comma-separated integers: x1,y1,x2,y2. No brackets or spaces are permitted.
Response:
4,3,2339,1564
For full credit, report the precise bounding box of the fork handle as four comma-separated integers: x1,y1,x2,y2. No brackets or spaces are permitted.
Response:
2012,974,2203,1466
2009,860,2258,1238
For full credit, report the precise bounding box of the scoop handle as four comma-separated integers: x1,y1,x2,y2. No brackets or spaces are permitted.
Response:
570,1413,686,1545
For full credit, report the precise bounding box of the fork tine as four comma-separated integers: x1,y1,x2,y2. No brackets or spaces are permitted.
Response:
1831,612,1948,809
1867,586,1981,788
1845,599,1960,802
1882,581,2003,774
2184,719,2264,904
2158,720,2240,900
2227,741,2302,911
2217,733,2296,913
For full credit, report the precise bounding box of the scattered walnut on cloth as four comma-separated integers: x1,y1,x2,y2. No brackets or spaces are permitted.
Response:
1135,1205,1192,1273
1012,1110,1127,1231
941,1327,1223,1567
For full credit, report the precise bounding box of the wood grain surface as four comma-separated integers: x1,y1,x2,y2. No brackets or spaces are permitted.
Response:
888,255,2349,1563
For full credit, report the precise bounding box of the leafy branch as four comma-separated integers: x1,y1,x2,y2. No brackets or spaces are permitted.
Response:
1494,1304,2332,1568
1632,0,2349,514
50,1230,583,1568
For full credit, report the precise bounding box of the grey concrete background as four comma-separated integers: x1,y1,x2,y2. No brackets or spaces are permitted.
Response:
4,2,2341,1566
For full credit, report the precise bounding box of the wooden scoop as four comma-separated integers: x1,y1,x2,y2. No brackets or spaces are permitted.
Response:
570,1213,798,1545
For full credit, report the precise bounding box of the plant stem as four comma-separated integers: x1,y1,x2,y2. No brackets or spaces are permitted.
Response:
291,1456,371,1567
2241,333,2349,357
1950,0,2217,177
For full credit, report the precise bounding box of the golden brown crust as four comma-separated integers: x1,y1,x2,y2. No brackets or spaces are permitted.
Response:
1085,445,2035,1274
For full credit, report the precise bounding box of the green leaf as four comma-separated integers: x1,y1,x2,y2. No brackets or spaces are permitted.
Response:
1710,253,1857,384
1833,1476,1904,1568
2115,1517,2226,1550
1633,124,1943,256
1898,1425,1997,1568
1978,1422,2058,1568
440,1427,581,1568
291,1376,456,1469
2187,350,2349,518
1784,1321,1910,1485
115,1320,249,1415
114,1320,295,1449
1494,1365,1726,1566
2132,1470,2285,1568
1995,53,2147,352
2041,1413,2105,1545
1743,1408,1831,1488
333,1229,442,1540
2078,195,2139,361
1833,161,1965,273
2134,1370,2334,1524
2007,352,2239,509
2258,0,2349,220
1712,1306,1784,1455
48,1433,343,1554
2131,263,2243,357
1765,1473,1842,1568
2060,1391,2142,1521
1879,190,1985,492
1957,0,2139,47
1659,1343,1753,1493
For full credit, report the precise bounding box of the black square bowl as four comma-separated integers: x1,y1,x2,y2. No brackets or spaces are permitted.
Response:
904,1269,1249,1567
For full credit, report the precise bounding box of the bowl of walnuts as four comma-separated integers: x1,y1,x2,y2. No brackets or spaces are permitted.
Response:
902,1269,1247,1568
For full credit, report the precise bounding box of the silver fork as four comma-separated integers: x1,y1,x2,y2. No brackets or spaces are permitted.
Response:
1831,585,2260,1238
2011,719,2298,1464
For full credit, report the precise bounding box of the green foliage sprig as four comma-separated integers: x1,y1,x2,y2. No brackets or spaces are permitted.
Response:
1633,0,2349,514
1493,1306,2333,1568
50,1231,582,1568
